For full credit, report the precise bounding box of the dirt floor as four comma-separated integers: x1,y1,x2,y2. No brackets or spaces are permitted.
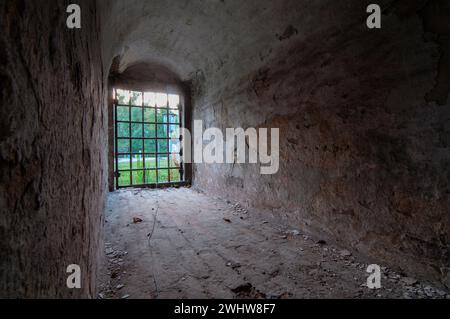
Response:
98,188,449,299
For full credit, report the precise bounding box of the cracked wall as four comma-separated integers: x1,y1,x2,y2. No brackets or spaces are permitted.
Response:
0,0,106,298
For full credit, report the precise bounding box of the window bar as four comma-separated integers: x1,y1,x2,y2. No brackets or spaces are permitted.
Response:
155,99,159,186
116,120,180,125
114,167,179,172
114,89,120,188
129,92,133,186
179,98,184,182
142,91,146,185
166,89,171,183
116,137,176,140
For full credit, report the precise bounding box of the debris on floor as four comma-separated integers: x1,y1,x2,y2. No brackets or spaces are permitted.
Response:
231,283,266,299
226,262,242,270
340,250,352,257
401,277,418,286
98,243,130,299
98,189,449,299
286,230,301,236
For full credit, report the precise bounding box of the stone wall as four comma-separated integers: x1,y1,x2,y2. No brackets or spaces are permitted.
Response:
192,0,450,287
0,0,106,298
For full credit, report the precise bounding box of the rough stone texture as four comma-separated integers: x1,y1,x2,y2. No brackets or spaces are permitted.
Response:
0,0,106,298
101,0,450,287
193,1,450,287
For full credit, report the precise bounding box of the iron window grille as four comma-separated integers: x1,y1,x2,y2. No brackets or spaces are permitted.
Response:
114,89,185,188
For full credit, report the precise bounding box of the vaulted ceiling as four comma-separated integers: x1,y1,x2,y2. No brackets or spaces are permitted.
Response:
99,0,329,82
